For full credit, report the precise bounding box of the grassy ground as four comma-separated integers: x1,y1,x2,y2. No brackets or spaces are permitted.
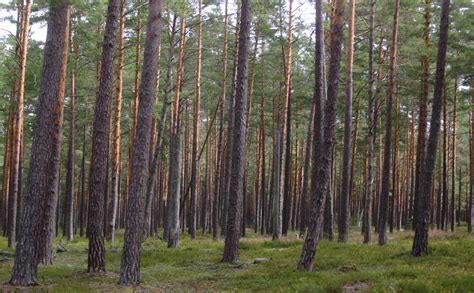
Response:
0,228,473,292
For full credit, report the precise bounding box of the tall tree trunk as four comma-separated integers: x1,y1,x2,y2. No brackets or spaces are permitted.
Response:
9,0,70,285
222,0,251,263
413,0,431,230
282,0,293,236
378,0,400,246
364,0,376,244
222,7,240,237
297,0,344,271
107,0,125,243
79,124,87,237
299,102,315,237
8,0,31,248
190,0,203,240
167,18,186,249
412,0,450,256
87,0,120,273
213,0,229,240
119,0,162,284
144,15,176,238
64,21,77,241
442,85,449,230
450,79,457,232
469,100,473,233
338,0,355,243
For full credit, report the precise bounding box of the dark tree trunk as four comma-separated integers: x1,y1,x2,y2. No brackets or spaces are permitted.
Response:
297,0,344,272
364,0,376,244
378,0,400,246
222,0,251,263
87,0,120,273
119,0,162,284
221,9,240,237
338,0,355,243
413,0,431,230
412,0,450,256
144,15,176,238
9,0,70,285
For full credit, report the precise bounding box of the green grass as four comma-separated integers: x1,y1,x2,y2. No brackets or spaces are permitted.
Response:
1,229,473,292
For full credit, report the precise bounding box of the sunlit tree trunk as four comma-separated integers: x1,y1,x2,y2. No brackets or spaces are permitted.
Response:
9,0,70,285
107,0,125,243
8,0,31,248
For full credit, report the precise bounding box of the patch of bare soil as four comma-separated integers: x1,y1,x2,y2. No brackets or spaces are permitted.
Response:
343,280,370,292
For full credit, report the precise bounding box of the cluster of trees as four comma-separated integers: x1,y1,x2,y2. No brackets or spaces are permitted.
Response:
0,0,472,286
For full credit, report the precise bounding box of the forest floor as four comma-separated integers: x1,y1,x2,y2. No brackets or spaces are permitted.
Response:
0,228,473,292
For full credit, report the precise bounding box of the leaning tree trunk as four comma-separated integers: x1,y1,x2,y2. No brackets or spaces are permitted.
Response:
222,0,251,263
297,0,344,272
9,0,70,285
378,0,400,246
87,0,120,273
338,0,355,243
412,0,450,256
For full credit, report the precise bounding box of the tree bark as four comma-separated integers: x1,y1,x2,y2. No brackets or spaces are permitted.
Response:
222,0,251,263
282,0,293,236
9,0,70,285
119,0,162,284
167,17,186,249
364,0,376,244
190,0,203,240
107,0,125,243
413,0,431,230
87,0,120,273
8,0,31,248
378,0,400,246
297,0,344,271
412,0,450,256
338,0,355,243
64,21,77,241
